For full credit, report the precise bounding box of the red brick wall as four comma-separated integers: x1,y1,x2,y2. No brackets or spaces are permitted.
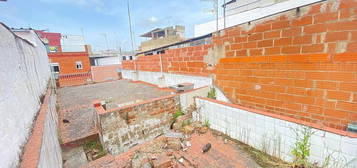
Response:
49,52,91,75
58,73,92,87
121,0,357,130
91,65,121,83
122,45,212,76
213,0,357,130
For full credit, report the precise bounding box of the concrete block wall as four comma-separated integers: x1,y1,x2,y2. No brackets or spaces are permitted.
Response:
194,97,357,167
213,0,357,130
0,23,51,168
94,95,180,155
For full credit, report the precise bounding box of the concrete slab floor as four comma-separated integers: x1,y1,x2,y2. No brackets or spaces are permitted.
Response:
57,80,172,144
63,146,88,168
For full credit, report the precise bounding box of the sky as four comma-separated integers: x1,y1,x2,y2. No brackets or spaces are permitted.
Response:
0,0,225,51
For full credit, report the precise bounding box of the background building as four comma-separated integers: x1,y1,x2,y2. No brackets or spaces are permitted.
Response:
139,25,185,52
36,30,91,76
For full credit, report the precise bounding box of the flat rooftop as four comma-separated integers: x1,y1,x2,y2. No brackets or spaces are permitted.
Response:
57,80,172,144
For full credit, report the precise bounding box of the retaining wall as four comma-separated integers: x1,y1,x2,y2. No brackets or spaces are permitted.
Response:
194,97,357,167
94,95,180,155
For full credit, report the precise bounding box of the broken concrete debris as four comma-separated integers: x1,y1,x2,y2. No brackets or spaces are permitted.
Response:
202,143,211,153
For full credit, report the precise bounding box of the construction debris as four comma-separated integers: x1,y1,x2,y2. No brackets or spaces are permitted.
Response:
202,143,211,153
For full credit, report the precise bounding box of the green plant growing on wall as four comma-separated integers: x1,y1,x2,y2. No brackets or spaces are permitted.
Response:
173,108,184,121
204,119,210,128
207,87,216,99
291,126,314,167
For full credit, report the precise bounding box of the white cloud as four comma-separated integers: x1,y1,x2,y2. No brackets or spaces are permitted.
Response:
148,16,158,23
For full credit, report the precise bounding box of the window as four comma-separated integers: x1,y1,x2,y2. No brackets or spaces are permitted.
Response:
122,56,126,60
50,63,60,73
129,56,133,60
76,61,83,69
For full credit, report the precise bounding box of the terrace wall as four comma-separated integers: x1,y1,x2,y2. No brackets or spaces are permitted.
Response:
122,0,357,131
58,72,92,87
213,0,357,130
94,95,179,155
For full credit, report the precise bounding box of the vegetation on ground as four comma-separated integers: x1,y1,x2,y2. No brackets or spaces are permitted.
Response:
82,140,107,160
207,87,216,99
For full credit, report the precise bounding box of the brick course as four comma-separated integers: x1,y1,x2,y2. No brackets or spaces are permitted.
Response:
122,45,212,76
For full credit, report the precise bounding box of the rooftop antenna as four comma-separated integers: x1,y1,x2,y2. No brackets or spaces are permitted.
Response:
127,0,135,54
223,0,226,29
202,0,219,32
80,28,86,44
100,33,109,51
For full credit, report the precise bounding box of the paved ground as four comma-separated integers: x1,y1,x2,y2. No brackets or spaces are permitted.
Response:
82,130,261,168
57,80,172,144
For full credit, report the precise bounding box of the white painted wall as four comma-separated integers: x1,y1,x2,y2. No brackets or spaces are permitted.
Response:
38,93,62,168
94,56,121,66
194,0,323,37
179,87,210,111
61,35,86,52
0,24,51,167
122,70,212,89
225,0,277,16
194,98,357,168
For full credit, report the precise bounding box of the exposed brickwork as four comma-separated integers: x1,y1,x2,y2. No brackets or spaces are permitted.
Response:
122,45,212,76
58,72,92,87
95,95,180,155
49,52,91,75
20,89,51,168
213,0,357,130
121,0,357,131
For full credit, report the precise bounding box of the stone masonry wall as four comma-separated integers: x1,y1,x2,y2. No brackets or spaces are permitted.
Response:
97,95,179,155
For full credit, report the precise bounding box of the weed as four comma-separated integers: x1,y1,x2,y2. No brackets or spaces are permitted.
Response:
207,87,216,99
173,108,184,121
204,119,210,127
291,126,314,167
83,140,106,160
